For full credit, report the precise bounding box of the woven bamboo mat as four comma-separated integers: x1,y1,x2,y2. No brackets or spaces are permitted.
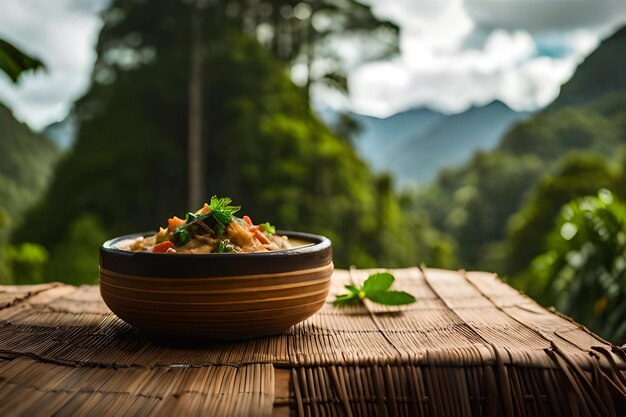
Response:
0,268,624,416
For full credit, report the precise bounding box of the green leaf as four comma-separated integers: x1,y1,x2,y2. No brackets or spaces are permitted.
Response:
260,222,276,234
209,196,240,215
344,284,360,294
215,222,226,237
333,284,362,307
362,272,394,294
367,291,416,306
168,196,240,244
210,209,230,225
333,292,360,308
217,240,232,253
173,228,191,247
209,196,241,227
333,273,416,308
185,212,199,222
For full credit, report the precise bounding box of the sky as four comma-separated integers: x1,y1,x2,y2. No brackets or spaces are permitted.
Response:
1,0,626,130
0,0,108,131
346,0,626,117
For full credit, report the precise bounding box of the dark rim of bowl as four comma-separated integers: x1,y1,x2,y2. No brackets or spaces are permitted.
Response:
100,231,333,278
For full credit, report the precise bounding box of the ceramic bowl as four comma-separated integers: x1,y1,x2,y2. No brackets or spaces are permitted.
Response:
99,231,332,341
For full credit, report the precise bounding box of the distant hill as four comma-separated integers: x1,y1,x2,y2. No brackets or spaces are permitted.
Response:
551,26,626,108
0,105,59,238
350,101,529,187
412,25,626,271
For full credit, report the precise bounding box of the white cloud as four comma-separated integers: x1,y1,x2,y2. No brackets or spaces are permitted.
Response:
465,0,626,32
0,0,107,130
346,0,626,117
351,29,551,116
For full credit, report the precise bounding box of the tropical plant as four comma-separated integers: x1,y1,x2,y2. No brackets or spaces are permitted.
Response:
529,189,626,342
504,152,623,276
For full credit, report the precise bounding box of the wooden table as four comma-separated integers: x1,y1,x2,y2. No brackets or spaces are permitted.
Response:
0,268,624,416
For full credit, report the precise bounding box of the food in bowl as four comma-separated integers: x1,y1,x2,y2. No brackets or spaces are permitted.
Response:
117,196,291,254
100,227,333,341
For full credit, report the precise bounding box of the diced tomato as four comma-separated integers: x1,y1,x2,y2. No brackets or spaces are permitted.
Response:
254,230,269,244
243,215,253,226
153,241,174,253
167,216,186,232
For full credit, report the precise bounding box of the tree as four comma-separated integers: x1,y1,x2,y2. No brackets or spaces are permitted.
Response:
498,107,619,160
528,190,626,343
45,215,106,285
414,151,544,269
504,153,622,276
16,0,434,272
232,0,399,100
187,1,205,209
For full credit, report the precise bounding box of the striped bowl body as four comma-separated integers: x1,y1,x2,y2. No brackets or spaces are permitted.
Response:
99,231,332,341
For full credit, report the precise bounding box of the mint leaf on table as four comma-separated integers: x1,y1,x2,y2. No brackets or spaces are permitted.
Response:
333,292,361,307
332,284,361,307
333,272,416,308
362,272,394,293
367,290,416,306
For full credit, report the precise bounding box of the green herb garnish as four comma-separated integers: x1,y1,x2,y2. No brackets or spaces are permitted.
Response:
209,196,240,225
217,239,233,253
172,196,241,246
173,214,209,246
215,222,226,237
333,272,416,308
173,228,192,247
260,222,276,234
185,212,198,222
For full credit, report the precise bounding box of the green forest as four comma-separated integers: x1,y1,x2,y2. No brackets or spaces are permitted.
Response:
1,1,625,342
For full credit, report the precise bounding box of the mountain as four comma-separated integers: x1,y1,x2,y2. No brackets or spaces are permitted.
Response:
411,25,626,271
551,26,626,108
0,105,59,238
350,101,529,187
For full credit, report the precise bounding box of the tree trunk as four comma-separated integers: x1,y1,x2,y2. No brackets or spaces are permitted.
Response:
188,5,204,209
304,16,314,104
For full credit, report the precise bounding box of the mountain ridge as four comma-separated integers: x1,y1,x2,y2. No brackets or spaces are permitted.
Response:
551,26,626,108
0,105,59,237
349,100,529,187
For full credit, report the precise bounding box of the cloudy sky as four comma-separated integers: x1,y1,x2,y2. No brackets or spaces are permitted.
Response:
1,0,626,130
348,0,626,117
0,0,107,130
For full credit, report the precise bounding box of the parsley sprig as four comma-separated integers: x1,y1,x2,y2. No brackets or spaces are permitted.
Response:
172,196,241,246
209,196,241,224
333,272,416,308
